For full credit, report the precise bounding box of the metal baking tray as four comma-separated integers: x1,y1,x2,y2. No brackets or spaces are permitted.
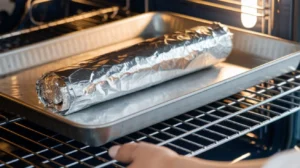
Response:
1,12,300,146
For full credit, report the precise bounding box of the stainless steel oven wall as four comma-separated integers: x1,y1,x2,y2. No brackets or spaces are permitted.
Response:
272,0,294,40
293,91,300,145
293,0,300,42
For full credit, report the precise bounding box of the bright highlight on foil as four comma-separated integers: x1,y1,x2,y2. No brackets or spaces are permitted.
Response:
241,0,258,28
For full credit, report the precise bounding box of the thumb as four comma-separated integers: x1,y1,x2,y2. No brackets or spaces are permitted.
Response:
109,143,139,163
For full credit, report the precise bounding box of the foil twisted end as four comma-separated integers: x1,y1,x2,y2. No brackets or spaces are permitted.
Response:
36,73,70,112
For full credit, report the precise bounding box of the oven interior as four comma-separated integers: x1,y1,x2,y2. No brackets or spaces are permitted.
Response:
0,0,300,167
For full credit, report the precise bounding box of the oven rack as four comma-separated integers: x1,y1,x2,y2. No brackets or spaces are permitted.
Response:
186,0,274,34
0,6,126,54
1,70,300,167
0,7,133,76
0,6,120,40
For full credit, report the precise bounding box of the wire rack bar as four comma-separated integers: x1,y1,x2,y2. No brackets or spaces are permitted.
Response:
187,0,268,17
218,0,267,9
1,71,300,167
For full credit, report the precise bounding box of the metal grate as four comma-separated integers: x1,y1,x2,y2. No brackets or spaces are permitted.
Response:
0,6,132,53
1,70,300,167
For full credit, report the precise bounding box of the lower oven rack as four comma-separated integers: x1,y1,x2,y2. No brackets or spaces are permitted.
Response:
1,70,300,168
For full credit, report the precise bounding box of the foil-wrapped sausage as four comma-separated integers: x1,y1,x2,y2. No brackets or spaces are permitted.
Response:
36,23,233,115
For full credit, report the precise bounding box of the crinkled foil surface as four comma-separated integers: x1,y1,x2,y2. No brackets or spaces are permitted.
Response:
36,23,233,115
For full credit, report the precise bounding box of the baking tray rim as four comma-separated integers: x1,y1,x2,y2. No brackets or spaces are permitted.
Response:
1,51,300,129
168,12,300,45
1,12,300,129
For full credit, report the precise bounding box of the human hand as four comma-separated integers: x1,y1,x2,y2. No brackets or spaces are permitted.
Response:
108,142,179,168
108,142,268,168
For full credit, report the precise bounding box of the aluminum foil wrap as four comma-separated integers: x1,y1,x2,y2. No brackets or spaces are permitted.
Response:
36,23,233,115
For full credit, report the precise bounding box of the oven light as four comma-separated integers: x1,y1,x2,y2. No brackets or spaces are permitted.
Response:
241,0,258,28
246,132,258,139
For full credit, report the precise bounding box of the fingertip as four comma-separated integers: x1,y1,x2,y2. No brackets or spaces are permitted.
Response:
109,145,121,158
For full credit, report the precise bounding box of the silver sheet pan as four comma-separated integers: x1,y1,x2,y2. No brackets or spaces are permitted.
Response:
36,23,233,115
0,12,300,146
